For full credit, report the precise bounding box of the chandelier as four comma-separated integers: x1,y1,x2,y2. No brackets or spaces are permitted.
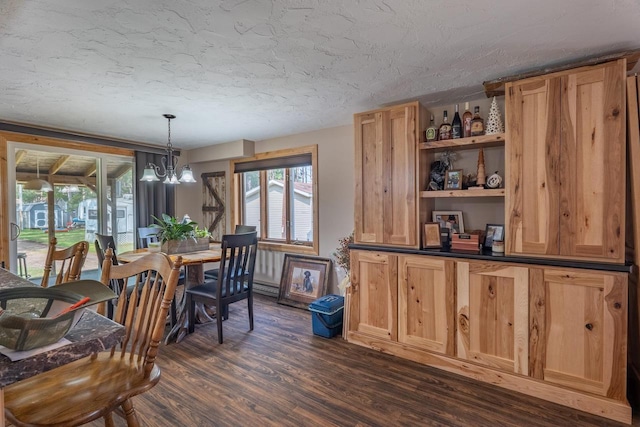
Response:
140,114,196,184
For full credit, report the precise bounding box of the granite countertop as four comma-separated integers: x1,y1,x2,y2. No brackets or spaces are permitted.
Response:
0,269,125,388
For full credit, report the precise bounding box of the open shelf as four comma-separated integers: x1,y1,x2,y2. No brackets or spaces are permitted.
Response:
419,133,505,151
420,188,505,198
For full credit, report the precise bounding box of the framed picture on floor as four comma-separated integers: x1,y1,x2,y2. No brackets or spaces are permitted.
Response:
278,254,331,310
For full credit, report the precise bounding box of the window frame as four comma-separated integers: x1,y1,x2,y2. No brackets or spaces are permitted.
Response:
231,145,318,255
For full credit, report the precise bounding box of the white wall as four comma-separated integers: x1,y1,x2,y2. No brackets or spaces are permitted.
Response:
176,124,354,294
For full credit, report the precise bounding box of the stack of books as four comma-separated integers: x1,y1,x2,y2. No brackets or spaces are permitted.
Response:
451,231,484,252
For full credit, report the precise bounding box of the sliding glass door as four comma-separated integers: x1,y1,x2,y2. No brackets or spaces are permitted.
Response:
7,142,134,283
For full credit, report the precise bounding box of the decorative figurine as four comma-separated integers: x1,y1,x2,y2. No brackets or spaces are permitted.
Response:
486,171,503,189
486,96,504,135
476,148,486,188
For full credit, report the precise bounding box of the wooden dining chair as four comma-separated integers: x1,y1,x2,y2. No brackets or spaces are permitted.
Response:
94,233,125,318
40,237,89,287
204,224,256,281
4,248,183,427
137,226,160,249
187,231,258,344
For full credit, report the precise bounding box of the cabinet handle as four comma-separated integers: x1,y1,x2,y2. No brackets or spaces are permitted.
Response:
585,323,593,331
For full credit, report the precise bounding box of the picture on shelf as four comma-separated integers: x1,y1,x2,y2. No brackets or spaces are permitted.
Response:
484,224,504,248
432,211,465,234
444,169,463,190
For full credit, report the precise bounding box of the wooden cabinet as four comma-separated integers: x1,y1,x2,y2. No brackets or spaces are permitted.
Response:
456,261,529,375
398,255,455,355
349,250,397,341
354,102,425,247
506,60,626,263
529,267,627,399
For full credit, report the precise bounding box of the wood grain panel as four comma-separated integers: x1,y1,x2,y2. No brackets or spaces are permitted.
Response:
542,268,627,398
385,105,416,246
506,78,560,256
354,113,384,244
457,262,528,375
627,75,640,268
529,268,546,379
398,255,455,355
559,60,626,262
349,250,397,341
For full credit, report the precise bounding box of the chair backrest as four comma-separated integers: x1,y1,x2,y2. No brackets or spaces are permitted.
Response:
138,227,160,249
217,231,258,302
41,238,89,287
234,224,256,233
99,248,182,374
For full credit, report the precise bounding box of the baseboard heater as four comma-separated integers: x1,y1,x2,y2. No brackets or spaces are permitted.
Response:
253,282,279,298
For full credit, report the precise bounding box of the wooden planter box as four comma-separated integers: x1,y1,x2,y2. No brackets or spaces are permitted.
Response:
161,237,210,254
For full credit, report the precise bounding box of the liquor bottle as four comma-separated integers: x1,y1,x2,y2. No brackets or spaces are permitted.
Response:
438,111,452,140
462,102,472,138
425,114,438,142
470,106,485,136
451,104,462,139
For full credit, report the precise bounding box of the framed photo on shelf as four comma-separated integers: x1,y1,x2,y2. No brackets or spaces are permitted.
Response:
423,222,442,248
278,254,331,310
484,224,505,248
432,211,465,234
444,169,463,190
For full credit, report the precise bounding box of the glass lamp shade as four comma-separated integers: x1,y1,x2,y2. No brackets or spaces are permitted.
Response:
179,166,196,183
23,179,53,192
140,165,160,182
164,172,180,185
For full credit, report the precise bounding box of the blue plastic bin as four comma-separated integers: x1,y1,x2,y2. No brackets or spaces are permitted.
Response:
309,294,344,338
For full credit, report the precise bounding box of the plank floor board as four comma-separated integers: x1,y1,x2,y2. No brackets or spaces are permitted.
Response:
87,294,636,427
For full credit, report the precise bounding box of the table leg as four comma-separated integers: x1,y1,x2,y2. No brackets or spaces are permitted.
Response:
164,264,216,344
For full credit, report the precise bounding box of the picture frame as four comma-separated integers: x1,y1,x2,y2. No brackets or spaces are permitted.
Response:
444,169,463,190
432,211,465,234
484,224,505,248
423,222,442,248
278,254,331,310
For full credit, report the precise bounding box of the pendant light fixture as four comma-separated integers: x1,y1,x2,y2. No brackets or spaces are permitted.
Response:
24,156,53,192
140,114,196,184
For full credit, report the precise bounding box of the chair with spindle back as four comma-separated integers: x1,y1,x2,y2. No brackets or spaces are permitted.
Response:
187,231,258,344
40,237,89,287
4,248,183,426
137,227,160,249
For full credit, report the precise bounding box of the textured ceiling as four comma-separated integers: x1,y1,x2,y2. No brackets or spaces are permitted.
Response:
1,0,640,149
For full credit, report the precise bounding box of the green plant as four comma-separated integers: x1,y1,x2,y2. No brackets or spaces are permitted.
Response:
151,214,197,243
193,225,211,239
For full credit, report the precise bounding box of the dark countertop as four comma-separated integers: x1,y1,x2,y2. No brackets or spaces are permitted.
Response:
349,244,633,273
0,269,125,388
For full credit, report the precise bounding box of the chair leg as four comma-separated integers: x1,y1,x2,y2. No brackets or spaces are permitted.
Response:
103,411,115,427
216,300,223,344
170,296,177,327
121,398,140,427
187,293,195,334
248,291,254,331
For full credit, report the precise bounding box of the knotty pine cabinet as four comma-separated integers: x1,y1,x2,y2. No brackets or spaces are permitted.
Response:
456,261,529,375
529,267,627,399
354,102,427,248
505,59,626,263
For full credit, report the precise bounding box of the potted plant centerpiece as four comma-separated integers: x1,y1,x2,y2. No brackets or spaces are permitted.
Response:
151,214,211,254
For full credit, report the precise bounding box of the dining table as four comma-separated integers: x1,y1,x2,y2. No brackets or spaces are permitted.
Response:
118,245,222,344
0,268,125,427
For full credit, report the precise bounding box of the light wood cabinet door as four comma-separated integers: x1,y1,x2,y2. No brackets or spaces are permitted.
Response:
506,60,626,263
354,103,418,247
456,262,529,375
354,111,385,244
529,267,627,399
349,250,398,341
558,60,626,262
506,77,561,256
398,255,455,355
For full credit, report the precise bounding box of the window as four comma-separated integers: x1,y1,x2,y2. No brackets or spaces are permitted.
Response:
232,145,318,254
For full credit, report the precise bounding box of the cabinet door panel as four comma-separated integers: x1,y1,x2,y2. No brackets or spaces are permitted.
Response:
457,262,529,375
531,268,627,399
354,112,385,244
349,251,397,341
506,78,561,256
559,60,625,262
385,105,417,246
398,256,454,355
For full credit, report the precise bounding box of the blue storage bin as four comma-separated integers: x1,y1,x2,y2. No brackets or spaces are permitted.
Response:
309,294,344,338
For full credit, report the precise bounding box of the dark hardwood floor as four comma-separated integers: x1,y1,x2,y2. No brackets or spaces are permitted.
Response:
89,294,633,427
